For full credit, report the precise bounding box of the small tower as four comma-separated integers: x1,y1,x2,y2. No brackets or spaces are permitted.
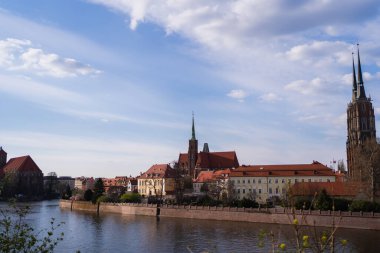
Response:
0,146,7,168
346,45,377,180
188,113,198,178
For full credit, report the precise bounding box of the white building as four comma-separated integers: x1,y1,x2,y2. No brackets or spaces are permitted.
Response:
229,161,336,203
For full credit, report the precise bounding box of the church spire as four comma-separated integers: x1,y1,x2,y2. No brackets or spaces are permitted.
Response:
191,112,196,140
352,52,357,101
356,44,366,99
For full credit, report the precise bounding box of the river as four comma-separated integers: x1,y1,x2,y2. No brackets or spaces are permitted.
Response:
1,200,379,252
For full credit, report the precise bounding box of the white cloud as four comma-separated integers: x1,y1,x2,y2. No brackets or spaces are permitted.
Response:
0,38,101,77
284,78,325,95
227,89,248,102
260,92,282,102
285,41,352,67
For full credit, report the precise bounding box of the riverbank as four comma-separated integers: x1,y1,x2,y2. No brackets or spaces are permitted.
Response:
60,200,380,230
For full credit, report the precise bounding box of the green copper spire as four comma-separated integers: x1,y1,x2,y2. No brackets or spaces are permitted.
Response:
191,112,196,140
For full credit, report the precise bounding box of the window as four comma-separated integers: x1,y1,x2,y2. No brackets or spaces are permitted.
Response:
269,179,272,183
275,188,279,194
282,188,286,194
231,180,234,183
308,179,311,182
243,189,245,194
295,179,298,183
242,180,245,184
258,179,261,184
319,179,322,182
253,179,256,183
237,180,240,184
288,179,291,183
327,179,330,182
249,188,252,192
253,189,257,194
301,179,304,182
237,189,240,194
275,179,278,184
282,179,285,183
248,179,250,184
258,189,262,194
269,188,272,194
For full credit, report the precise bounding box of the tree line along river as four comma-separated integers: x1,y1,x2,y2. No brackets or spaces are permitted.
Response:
1,200,379,252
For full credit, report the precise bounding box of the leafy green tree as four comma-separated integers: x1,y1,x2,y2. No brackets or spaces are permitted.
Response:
0,203,64,253
61,185,72,200
84,189,93,201
314,189,332,210
92,178,105,204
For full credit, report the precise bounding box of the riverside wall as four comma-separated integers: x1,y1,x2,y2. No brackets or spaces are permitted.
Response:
59,200,157,216
60,200,380,230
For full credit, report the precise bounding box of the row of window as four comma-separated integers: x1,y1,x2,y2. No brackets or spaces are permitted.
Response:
235,188,286,195
231,178,331,184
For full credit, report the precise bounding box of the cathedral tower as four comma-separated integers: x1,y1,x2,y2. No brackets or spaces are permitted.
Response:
188,113,198,178
0,147,7,169
346,46,377,180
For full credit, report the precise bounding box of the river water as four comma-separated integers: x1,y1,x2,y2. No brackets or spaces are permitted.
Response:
1,200,379,253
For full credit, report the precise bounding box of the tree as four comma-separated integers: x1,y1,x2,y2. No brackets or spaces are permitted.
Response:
353,139,380,202
337,159,346,172
0,203,64,253
84,189,93,201
61,184,72,200
314,189,332,211
92,178,105,203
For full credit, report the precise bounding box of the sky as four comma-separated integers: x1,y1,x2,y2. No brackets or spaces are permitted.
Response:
0,0,380,178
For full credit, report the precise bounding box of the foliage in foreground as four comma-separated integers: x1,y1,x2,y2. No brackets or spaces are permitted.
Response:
0,203,64,253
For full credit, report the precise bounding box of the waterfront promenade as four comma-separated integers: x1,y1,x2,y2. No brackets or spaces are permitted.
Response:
60,200,380,231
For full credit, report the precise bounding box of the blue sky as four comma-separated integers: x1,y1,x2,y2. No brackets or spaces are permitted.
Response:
0,0,380,178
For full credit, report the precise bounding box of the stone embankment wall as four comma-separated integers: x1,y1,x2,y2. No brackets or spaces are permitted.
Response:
160,205,380,230
60,200,380,230
59,200,157,216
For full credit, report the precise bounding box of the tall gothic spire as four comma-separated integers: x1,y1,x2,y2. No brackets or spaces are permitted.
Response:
356,44,366,99
352,52,357,101
191,112,196,140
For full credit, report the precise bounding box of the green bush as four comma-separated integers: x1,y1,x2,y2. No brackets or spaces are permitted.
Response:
333,198,351,211
349,200,380,212
83,189,93,201
120,192,141,203
294,197,312,210
96,195,111,203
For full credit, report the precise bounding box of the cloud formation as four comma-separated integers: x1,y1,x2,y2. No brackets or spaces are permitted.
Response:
0,38,101,77
227,89,248,102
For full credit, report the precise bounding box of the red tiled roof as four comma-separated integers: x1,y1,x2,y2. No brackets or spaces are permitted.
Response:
290,182,359,197
178,151,239,169
193,171,214,183
139,164,176,179
194,169,231,183
230,161,335,177
1,155,42,174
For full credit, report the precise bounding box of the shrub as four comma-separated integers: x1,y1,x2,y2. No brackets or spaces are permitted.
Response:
333,198,351,211
83,189,93,201
349,200,380,212
120,192,141,203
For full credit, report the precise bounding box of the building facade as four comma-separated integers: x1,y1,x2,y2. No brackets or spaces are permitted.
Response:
137,164,176,197
178,116,239,179
0,149,44,199
229,161,336,203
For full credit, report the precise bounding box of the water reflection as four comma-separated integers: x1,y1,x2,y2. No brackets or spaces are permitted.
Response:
1,201,379,253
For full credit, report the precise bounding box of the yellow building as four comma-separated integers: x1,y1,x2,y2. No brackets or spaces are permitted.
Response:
137,164,176,197
229,161,336,203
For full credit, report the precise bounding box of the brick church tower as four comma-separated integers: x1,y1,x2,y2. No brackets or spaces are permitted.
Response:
0,147,7,169
346,46,377,180
188,114,198,178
